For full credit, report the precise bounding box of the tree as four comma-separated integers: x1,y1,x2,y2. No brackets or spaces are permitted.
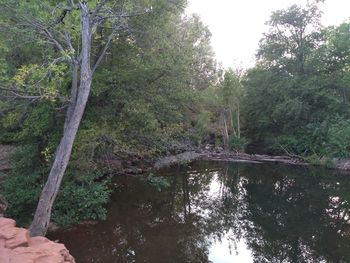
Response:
74,12,218,156
218,69,244,149
257,2,323,75
0,0,184,236
320,23,350,104
243,3,350,157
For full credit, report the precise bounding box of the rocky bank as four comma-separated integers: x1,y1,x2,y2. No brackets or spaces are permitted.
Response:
0,217,75,263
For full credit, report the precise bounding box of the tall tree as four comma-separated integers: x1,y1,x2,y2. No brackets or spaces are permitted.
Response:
219,69,243,149
243,2,350,156
257,2,323,75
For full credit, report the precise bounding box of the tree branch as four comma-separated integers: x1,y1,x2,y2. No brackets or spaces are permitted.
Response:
91,26,119,73
42,28,65,53
91,0,109,21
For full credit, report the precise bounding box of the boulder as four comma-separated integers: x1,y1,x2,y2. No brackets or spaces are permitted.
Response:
0,217,75,263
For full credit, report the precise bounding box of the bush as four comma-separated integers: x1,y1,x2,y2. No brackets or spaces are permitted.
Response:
326,119,350,158
269,118,350,159
52,171,111,225
305,154,322,166
229,136,247,151
272,122,329,157
2,145,46,226
2,170,43,226
2,145,111,227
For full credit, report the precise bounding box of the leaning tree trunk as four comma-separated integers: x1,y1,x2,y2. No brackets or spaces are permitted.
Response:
29,4,92,237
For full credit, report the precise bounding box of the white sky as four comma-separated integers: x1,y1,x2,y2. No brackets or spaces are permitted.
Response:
186,0,350,69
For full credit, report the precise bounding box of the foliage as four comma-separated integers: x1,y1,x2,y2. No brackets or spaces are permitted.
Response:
242,2,350,159
229,136,247,152
257,2,322,74
1,145,43,226
326,119,350,158
52,171,111,226
2,145,111,226
304,154,322,166
141,173,171,192
0,0,220,226
3,0,350,229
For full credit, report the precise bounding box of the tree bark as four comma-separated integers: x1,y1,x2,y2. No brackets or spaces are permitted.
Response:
64,61,79,131
237,103,240,139
222,112,229,150
29,3,92,237
229,108,237,138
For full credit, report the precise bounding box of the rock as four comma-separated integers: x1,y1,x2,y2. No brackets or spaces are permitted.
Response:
0,247,10,263
0,226,17,240
154,151,202,169
10,247,37,263
27,236,49,247
204,144,212,150
0,238,5,248
5,228,28,249
0,218,16,229
0,218,75,263
332,158,350,171
108,159,123,170
124,166,144,174
214,146,224,153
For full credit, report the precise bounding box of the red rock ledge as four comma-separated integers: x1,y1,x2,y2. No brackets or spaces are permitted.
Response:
0,217,75,263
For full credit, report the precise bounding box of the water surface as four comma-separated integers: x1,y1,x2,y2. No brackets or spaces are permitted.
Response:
50,161,350,263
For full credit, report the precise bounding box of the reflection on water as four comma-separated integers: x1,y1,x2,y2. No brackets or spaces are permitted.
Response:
49,161,350,263
209,232,253,263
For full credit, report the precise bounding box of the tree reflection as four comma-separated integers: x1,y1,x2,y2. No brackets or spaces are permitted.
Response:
49,162,350,263
237,165,350,263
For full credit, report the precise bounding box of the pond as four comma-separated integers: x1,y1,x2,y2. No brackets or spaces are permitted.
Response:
49,161,350,263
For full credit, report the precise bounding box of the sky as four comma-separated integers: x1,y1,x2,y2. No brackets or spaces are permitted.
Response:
186,0,350,69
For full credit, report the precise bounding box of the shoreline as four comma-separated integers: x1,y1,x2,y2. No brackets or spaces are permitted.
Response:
154,150,350,173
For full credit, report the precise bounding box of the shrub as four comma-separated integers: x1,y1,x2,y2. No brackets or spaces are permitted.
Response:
229,136,247,151
2,145,46,226
326,119,350,158
2,145,111,227
52,171,111,225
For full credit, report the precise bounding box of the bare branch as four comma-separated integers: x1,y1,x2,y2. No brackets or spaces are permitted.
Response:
42,28,65,52
63,31,76,57
91,0,109,21
0,94,42,100
0,85,67,102
49,1,78,27
95,9,153,23
91,26,119,73
0,86,38,96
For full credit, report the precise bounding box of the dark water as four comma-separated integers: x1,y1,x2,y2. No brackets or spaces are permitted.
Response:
49,161,350,263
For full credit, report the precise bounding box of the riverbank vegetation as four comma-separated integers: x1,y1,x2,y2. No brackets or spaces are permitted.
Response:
0,1,349,232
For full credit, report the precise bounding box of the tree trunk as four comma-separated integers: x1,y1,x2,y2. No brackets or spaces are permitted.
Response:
29,3,92,237
229,108,237,137
222,112,229,150
64,61,79,131
237,103,240,139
